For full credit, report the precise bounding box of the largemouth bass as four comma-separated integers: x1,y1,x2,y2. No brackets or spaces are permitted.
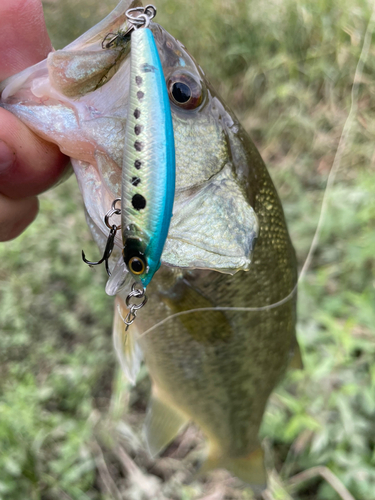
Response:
0,0,299,487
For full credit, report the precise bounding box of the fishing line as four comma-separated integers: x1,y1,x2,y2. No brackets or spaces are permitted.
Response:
278,4,375,479
132,4,375,341
298,0,375,282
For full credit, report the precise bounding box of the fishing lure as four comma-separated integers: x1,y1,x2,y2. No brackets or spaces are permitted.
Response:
121,5,175,288
82,5,176,328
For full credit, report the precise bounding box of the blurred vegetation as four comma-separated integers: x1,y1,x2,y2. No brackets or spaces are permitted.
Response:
1,0,375,498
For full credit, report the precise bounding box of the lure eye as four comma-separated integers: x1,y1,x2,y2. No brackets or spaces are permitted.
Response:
128,256,146,275
168,72,204,110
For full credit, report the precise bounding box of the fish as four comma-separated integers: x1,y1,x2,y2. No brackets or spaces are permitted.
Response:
0,0,300,488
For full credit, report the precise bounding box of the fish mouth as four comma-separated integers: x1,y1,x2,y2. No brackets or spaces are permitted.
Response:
0,0,259,280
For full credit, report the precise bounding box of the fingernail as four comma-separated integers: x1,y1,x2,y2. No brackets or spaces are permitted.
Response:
0,140,16,172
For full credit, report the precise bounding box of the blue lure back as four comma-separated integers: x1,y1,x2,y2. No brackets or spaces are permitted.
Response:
121,25,175,288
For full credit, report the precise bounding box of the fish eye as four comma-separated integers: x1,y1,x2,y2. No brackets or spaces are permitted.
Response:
167,72,204,110
128,256,146,275
171,82,191,104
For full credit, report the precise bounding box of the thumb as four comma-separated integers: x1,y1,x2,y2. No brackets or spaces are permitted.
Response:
0,0,52,81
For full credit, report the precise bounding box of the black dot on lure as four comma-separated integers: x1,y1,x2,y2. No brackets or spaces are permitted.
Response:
132,194,146,210
172,82,191,104
134,109,141,119
134,124,143,136
135,76,143,86
137,91,144,100
131,176,141,186
134,159,142,169
134,141,143,152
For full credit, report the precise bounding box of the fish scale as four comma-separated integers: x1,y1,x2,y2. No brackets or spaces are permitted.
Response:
121,26,175,287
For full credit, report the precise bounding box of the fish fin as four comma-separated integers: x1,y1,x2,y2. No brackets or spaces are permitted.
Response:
113,297,143,385
200,446,267,489
161,279,233,343
144,390,189,457
288,341,304,370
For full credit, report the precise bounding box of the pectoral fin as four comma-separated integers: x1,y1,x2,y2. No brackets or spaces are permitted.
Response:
161,279,233,343
144,390,189,457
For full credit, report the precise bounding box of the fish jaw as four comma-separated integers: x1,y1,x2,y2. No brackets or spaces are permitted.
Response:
0,17,259,278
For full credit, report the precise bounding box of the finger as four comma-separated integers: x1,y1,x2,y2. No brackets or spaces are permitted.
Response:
0,109,69,199
0,0,52,81
0,0,69,242
0,0,69,199
0,194,39,242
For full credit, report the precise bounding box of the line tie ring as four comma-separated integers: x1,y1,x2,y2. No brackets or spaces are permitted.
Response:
104,198,121,230
126,5,157,29
124,283,148,330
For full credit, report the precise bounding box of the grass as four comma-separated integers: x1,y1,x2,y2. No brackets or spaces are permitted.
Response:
1,0,375,498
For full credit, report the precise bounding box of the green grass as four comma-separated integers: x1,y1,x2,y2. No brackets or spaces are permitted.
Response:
0,0,374,498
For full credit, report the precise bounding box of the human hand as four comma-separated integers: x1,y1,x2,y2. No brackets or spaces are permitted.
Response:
0,0,69,241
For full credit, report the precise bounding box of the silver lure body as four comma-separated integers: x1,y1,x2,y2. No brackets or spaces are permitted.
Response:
121,26,175,287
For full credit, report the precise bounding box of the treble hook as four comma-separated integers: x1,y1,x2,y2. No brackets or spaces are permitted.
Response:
82,225,118,276
101,30,132,49
82,199,121,276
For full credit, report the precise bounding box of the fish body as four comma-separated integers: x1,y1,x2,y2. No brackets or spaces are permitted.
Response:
122,26,175,287
0,0,299,486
